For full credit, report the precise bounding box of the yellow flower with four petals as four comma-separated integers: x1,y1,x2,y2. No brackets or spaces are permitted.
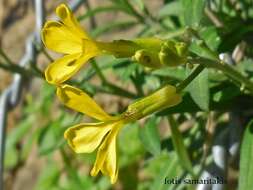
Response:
41,4,102,85
57,84,181,183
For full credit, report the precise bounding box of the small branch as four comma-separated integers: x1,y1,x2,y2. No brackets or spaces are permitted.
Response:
90,59,107,84
190,57,253,94
204,7,224,27
176,64,205,92
0,48,14,65
0,61,43,78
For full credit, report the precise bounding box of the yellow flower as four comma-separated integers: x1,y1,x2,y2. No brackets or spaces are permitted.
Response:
41,4,101,85
57,84,181,183
41,4,139,85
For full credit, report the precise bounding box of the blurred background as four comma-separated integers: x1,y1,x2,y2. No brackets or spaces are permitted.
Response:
1,0,253,190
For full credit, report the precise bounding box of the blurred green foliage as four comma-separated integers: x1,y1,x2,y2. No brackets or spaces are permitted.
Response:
2,0,253,189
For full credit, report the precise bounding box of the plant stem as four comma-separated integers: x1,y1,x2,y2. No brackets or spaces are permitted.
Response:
167,115,196,178
90,59,107,83
0,62,29,76
0,61,43,78
176,64,205,92
190,57,253,94
41,47,54,62
0,48,14,65
90,59,138,98
59,148,82,185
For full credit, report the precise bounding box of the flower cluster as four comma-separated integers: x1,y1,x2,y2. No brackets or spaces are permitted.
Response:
41,4,183,184
42,4,188,85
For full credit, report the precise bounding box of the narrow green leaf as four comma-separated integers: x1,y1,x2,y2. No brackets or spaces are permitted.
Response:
4,146,18,169
187,68,209,111
133,0,145,11
152,67,187,81
6,116,34,148
239,120,253,190
167,116,195,176
139,117,161,156
199,27,221,51
150,152,182,190
91,21,137,37
37,118,65,155
34,163,60,190
78,6,121,21
158,1,182,18
181,0,206,27
119,123,145,166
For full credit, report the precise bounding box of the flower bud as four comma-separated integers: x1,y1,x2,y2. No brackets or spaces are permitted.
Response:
159,41,188,66
132,49,163,68
123,85,182,121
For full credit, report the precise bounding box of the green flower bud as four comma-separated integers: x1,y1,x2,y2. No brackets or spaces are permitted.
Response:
123,85,182,122
159,41,188,66
132,49,163,68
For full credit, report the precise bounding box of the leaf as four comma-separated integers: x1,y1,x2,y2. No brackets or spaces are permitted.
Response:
113,60,139,82
5,116,34,168
138,117,161,156
34,163,60,190
152,67,187,81
167,116,195,176
133,0,145,11
37,117,65,155
187,67,209,111
6,116,34,148
158,81,246,115
158,1,182,18
4,147,18,169
150,152,182,190
91,21,137,37
78,6,121,21
199,27,221,51
119,123,145,166
239,120,253,190
189,27,221,59
144,75,161,90
181,0,206,27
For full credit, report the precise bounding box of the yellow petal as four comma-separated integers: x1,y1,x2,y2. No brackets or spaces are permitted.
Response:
57,84,112,121
41,21,82,54
45,50,98,84
56,4,90,39
64,122,114,153
90,124,122,184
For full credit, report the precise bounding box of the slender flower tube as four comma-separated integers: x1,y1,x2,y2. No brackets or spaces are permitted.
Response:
56,84,181,183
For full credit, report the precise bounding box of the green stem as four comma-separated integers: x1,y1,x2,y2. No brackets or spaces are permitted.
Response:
190,58,253,94
176,64,205,92
59,148,82,185
41,47,54,62
90,59,107,83
121,0,145,23
0,61,43,78
0,62,29,76
0,48,14,65
90,59,138,98
104,82,138,99
167,115,196,178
